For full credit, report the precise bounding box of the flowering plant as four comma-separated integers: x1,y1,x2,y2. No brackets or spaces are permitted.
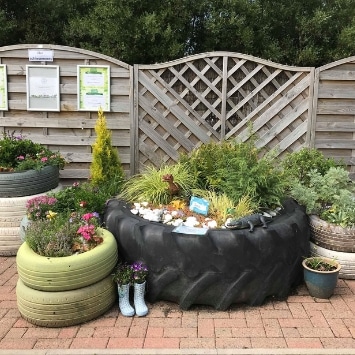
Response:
112,263,134,285
0,131,66,172
131,261,148,284
26,195,58,221
112,261,149,285
24,209,103,257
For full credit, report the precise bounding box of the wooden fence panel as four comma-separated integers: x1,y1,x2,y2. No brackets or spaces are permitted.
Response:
0,44,133,183
135,52,314,171
1,45,355,181
311,57,355,179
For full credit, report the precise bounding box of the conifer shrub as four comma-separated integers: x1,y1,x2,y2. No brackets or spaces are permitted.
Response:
90,108,125,195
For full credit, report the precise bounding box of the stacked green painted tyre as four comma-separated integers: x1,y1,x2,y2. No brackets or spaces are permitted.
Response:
16,228,118,291
16,275,116,327
16,229,118,327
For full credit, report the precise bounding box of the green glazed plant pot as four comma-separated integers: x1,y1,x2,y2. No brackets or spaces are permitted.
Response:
302,257,341,299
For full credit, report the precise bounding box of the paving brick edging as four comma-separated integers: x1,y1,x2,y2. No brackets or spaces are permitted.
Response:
2,348,355,355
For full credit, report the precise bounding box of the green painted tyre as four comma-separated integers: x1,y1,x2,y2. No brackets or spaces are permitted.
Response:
16,228,118,291
0,166,59,197
16,275,116,327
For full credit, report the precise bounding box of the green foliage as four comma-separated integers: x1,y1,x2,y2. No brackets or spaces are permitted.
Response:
2,0,355,67
49,181,111,214
288,167,355,228
120,162,197,205
180,140,286,208
25,212,75,257
192,189,255,226
281,147,339,187
0,131,66,171
25,210,102,257
304,257,337,272
90,108,124,190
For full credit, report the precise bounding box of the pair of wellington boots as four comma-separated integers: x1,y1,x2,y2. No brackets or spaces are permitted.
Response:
118,282,148,317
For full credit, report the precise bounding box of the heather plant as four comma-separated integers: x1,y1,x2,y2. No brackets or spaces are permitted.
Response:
26,195,58,221
25,210,103,257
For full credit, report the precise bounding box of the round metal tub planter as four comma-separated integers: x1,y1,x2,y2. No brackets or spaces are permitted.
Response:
104,198,310,310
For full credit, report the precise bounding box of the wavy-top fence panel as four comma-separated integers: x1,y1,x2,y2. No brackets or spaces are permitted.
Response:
312,57,355,179
0,44,133,181
135,52,314,170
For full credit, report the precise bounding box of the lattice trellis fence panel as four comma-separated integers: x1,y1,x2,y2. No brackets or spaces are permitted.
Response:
134,52,315,172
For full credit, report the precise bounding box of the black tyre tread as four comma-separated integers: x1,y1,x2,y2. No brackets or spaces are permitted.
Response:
16,275,116,327
16,228,118,291
0,166,59,197
104,198,310,310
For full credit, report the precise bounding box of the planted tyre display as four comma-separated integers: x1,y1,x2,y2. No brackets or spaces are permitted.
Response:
16,228,118,291
0,185,62,256
310,215,355,253
16,275,116,327
310,241,355,279
0,166,59,198
104,198,310,310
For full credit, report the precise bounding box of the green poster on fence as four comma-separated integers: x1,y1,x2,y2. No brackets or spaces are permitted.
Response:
77,66,110,111
0,65,8,111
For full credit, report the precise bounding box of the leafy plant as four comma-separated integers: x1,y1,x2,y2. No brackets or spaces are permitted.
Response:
192,189,255,226
281,147,339,187
0,130,66,172
288,166,355,228
304,257,337,272
112,263,133,285
180,139,286,208
49,181,113,214
120,162,197,205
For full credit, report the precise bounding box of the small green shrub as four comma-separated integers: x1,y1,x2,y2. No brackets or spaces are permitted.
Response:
180,140,285,208
90,108,125,189
281,147,339,186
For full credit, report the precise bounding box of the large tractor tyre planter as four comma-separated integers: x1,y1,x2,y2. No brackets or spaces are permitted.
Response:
16,275,116,327
310,241,355,280
0,166,59,198
16,229,118,291
104,198,310,311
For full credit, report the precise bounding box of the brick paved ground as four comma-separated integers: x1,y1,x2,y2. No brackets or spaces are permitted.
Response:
1,255,355,353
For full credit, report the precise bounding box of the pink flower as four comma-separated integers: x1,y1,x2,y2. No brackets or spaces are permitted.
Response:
77,224,95,240
41,157,48,162
17,155,25,160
